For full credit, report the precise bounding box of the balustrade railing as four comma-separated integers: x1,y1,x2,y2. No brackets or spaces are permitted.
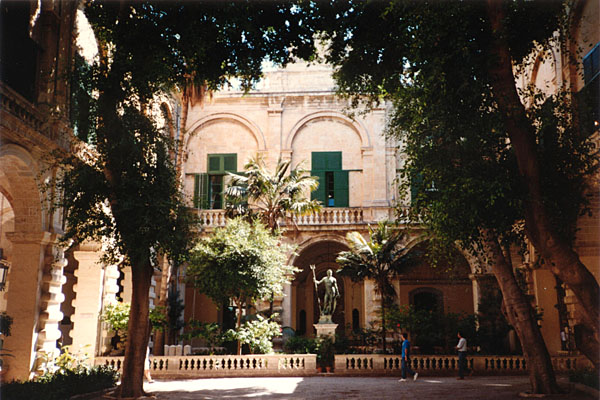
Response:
197,207,366,229
335,354,588,375
95,354,316,378
290,208,364,225
95,354,587,378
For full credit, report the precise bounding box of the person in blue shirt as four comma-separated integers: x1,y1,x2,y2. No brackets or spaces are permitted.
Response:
398,332,418,382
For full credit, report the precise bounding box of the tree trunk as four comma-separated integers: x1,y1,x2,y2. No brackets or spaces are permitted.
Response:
117,261,153,398
380,289,387,354
235,299,243,355
153,254,171,355
482,231,560,394
485,0,600,368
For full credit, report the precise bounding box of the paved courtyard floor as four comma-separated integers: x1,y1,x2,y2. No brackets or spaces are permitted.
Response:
131,376,595,399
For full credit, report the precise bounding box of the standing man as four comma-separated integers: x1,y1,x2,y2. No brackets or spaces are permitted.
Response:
398,332,418,382
456,331,470,379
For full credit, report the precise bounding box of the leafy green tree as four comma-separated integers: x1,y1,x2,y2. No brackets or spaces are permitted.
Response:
186,217,297,354
58,2,319,397
336,221,415,353
225,155,322,232
311,0,597,392
225,155,321,316
224,314,282,354
181,321,225,353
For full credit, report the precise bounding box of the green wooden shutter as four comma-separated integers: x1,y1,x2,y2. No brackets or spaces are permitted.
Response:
208,155,221,173
312,152,342,171
223,154,237,172
326,152,342,170
333,170,349,207
208,153,237,173
410,172,423,206
311,170,326,204
193,174,200,208
194,173,209,209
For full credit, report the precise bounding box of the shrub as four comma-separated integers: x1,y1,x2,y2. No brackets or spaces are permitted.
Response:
1,365,118,400
569,368,600,390
182,320,225,351
225,314,281,354
283,336,318,354
316,336,335,369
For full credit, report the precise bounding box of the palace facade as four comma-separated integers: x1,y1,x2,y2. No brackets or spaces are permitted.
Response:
0,0,597,382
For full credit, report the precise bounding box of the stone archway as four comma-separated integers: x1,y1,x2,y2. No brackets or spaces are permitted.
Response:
398,240,474,315
291,239,355,336
0,144,69,380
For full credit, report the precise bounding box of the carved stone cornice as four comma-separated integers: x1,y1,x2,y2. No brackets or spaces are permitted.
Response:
5,231,58,245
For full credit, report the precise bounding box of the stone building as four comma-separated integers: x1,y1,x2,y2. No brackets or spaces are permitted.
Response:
0,0,79,380
0,0,597,382
181,61,477,340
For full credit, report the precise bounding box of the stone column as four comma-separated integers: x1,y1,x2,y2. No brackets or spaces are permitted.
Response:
532,268,561,354
70,242,104,356
35,245,67,359
363,279,378,328
121,266,133,303
3,231,54,381
267,95,284,165
98,262,120,355
282,282,292,327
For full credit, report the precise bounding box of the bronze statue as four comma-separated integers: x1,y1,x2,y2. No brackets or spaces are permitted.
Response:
311,265,340,322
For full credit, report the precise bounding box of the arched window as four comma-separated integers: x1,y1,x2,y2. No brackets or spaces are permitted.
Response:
298,310,307,336
352,309,360,332
409,288,443,313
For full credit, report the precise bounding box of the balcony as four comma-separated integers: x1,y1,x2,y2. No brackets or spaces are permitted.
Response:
196,206,400,230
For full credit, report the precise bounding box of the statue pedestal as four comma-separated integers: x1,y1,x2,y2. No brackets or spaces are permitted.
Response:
314,323,338,341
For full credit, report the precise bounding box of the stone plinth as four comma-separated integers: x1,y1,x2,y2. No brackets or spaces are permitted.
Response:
314,323,337,341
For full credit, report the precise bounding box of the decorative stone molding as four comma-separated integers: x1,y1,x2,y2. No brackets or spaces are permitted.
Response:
285,111,372,150
186,112,267,150
35,245,67,369
95,354,317,377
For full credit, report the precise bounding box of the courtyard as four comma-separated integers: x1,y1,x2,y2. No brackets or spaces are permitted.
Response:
124,376,594,400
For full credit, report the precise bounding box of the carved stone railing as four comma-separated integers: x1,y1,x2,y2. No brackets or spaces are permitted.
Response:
290,208,364,225
334,354,589,376
95,354,316,378
197,207,375,229
1,82,72,149
95,354,588,377
197,209,228,227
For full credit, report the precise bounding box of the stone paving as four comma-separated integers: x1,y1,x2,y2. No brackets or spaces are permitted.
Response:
130,376,596,399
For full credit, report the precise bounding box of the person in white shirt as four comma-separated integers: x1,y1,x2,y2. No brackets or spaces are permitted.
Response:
455,331,470,379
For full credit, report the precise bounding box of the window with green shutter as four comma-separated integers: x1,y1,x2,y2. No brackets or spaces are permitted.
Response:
410,171,423,206
207,153,237,174
193,173,209,209
311,152,349,207
193,154,238,209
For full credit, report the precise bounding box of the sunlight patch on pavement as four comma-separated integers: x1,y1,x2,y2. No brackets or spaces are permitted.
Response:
246,377,304,396
424,380,443,383
484,383,512,387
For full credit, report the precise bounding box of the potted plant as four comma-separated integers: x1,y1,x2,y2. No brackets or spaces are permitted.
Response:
316,336,335,373
0,311,14,376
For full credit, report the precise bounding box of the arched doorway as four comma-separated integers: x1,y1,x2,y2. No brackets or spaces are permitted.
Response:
398,240,473,315
291,239,357,336
410,287,443,313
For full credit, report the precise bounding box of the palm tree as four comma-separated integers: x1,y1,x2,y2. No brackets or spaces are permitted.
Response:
336,221,416,353
225,155,322,233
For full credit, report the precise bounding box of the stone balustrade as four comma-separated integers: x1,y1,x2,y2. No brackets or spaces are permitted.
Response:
95,354,316,378
290,208,364,225
95,354,587,378
197,207,389,229
335,354,589,376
